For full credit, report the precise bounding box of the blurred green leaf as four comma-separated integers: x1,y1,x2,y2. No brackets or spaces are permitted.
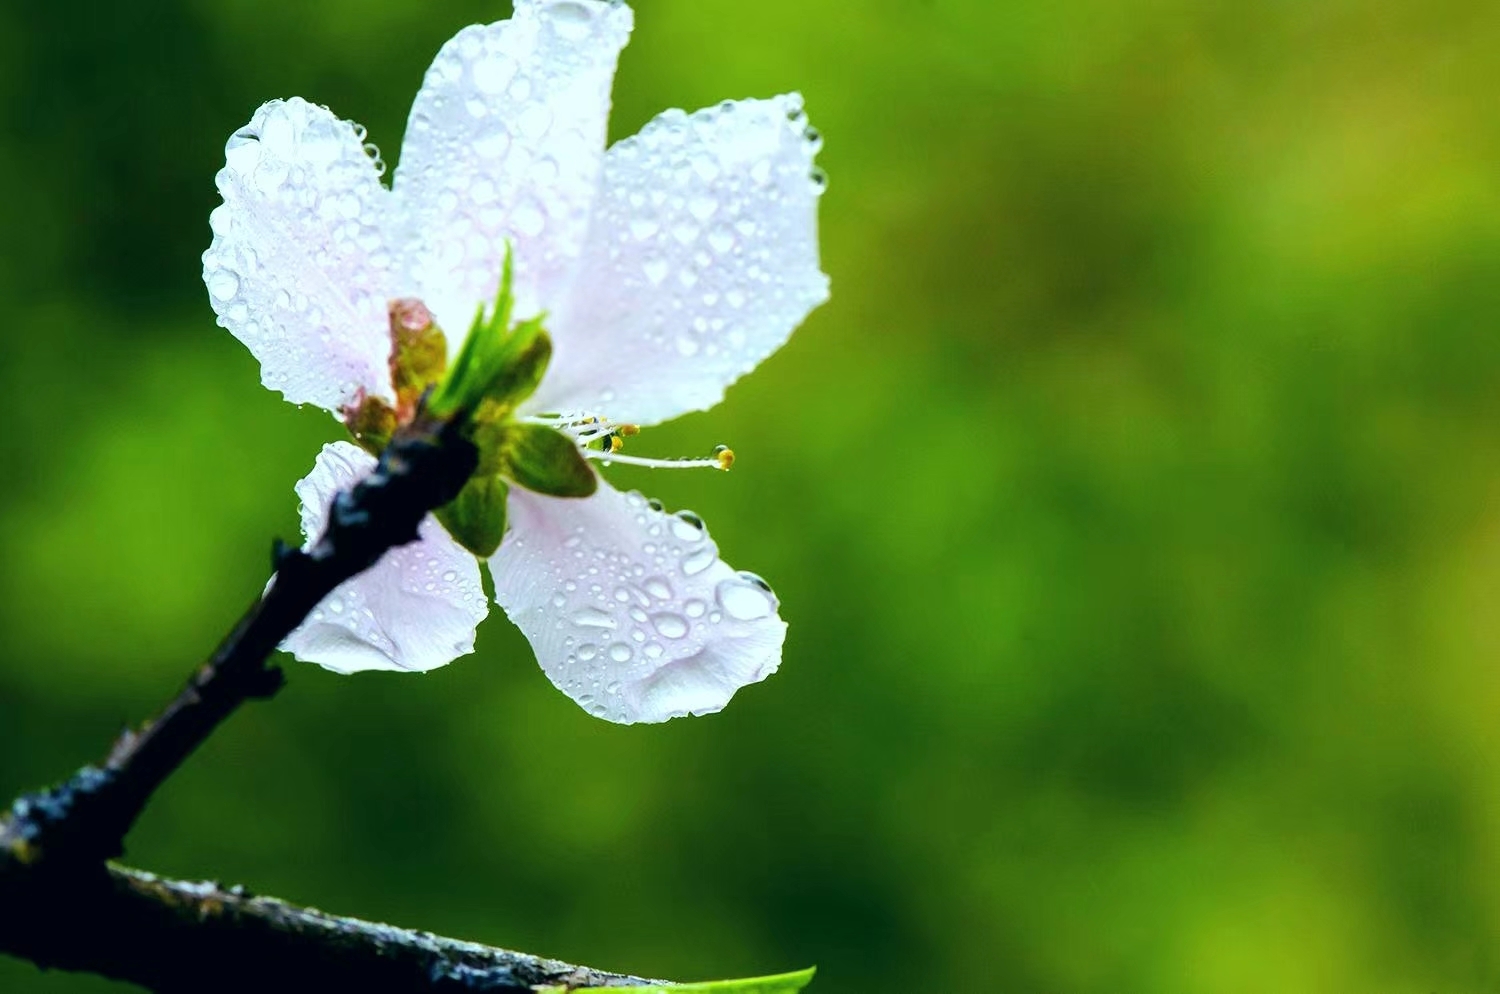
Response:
542,967,816,994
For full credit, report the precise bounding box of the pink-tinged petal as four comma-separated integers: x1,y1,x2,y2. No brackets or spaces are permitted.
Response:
203,98,397,411
492,481,785,724
280,442,487,673
529,94,829,426
392,0,633,336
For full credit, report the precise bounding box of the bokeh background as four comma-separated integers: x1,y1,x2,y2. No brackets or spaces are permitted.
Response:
3,0,1499,991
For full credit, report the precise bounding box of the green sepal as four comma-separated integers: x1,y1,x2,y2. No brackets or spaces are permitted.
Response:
429,243,552,417
499,423,597,498
481,316,551,412
434,473,510,558
540,968,816,994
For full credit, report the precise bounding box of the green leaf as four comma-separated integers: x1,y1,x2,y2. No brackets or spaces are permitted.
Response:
433,473,509,557
500,423,597,498
539,968,817,994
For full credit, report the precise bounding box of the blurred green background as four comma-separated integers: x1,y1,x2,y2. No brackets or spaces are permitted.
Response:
3,0,1499,991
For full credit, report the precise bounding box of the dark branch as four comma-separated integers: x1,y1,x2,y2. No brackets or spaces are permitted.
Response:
0,406,671,990
1,409,478,867
0,862,658,992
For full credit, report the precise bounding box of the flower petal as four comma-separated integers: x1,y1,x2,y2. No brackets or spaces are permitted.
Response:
280,442,488,673
492,481,785,723
529,94,829,426
203,98,397,411
392,0,633,337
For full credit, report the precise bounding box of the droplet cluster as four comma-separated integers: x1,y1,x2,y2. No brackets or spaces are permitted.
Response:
535,92,830,426
281,442,487,673
202,97,395,410
493,485,785,723
392,0,632,339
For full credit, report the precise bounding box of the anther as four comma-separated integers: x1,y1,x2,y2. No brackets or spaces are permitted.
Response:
714,445,735,471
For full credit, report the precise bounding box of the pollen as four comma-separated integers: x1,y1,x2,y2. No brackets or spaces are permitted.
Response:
714,445,735,471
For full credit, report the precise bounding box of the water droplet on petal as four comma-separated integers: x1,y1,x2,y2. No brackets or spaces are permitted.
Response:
512,200,546,237
651,613,689,639
682,547,716,576
471,58,515,95
571,606,617,629
716,578,775,621
671,512,705,541
643,258,670,285
207,270,240,301
608,643,634,663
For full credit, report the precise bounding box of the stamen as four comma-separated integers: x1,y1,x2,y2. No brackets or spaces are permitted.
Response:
527,412,732,471
581,449,730,471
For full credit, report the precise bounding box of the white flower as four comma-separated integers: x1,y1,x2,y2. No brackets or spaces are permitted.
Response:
200,0,828,723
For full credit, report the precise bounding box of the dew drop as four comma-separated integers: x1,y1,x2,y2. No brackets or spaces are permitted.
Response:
224,131,263,173
707,228,735,254
608,643,634,663
737,570,774,594
547,0,596,37
512,201,546,237
716,578,775,621
688,194,719,221
644,577,673,600
682,547,716,576
474,131,511,158
643,258,670,285
471,59,514,95
651,613,689,639
672,511,705,540
571,606,617,629
207,270,240,301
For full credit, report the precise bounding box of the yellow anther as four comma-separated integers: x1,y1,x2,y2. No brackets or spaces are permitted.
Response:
714,445,735,471
619,423,641,436
608,435,624,453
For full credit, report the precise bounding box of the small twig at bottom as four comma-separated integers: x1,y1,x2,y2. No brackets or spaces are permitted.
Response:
0,861,657,992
